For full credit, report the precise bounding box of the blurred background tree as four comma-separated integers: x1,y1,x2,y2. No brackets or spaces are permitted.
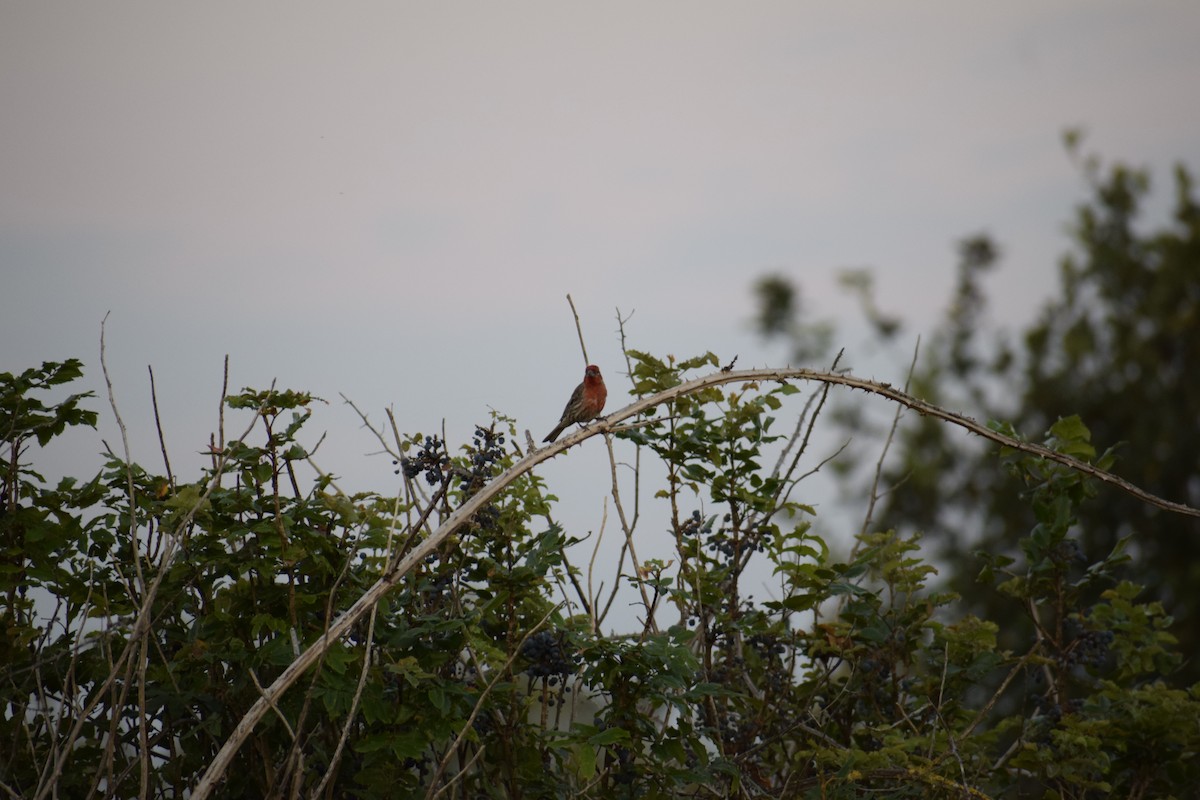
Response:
755,135,1200,680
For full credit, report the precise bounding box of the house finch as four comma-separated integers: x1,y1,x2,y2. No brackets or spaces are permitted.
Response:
543,364,607,443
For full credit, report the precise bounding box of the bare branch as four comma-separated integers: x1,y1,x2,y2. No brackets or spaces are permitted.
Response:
566,294,589,365
588,498,609,633
148,365,174,488
860,336,921,537
603,432,657,635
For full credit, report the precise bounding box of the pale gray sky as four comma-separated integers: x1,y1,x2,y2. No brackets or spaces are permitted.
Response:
3,3,1199,615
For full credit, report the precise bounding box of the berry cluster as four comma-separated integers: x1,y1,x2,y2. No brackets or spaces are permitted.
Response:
676,510,710,562
748,632,786,659
717,709,761,750
520,630,576,680
708,515,768,561
709,653,745,686
1063,628,1115,669
677,509,768,562
1032,693,1086,732
853,655,896,710
398,436,449,485
460,425,506,491
678,509,713,539
417,566,454,609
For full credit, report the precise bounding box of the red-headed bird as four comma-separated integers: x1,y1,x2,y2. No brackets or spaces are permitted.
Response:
543,364,607,443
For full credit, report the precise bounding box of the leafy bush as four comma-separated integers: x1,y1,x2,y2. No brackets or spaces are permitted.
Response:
2,353,1197,798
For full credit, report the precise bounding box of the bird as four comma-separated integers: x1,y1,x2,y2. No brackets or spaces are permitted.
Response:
543,364,607,443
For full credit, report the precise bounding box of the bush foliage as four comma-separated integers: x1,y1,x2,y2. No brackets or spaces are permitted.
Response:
2,353,1198,798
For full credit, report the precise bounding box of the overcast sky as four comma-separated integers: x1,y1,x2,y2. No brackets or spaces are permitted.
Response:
3,3,1199,623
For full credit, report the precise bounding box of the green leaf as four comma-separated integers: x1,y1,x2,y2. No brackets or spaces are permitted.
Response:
574,742,597,780
588,727,630,746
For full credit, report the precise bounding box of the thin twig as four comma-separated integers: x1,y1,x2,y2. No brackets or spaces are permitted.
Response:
597,308,645,631
771,389,820,480
148,365,174,488
430,745,486,800
555,530,593,618
566,294,589,365
958,642,1042,744
304,454,347,497
588,499,609,634
341,393,402,462
249,669,297,740
769,350,843,516
97,315,152,800
935,643,971,790
615,307,635,383
216,356,229,478
603,432,658,635
860,336,921,537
